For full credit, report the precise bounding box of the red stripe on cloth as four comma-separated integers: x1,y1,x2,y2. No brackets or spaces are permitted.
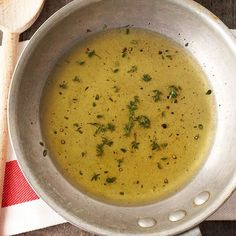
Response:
2,160,39,208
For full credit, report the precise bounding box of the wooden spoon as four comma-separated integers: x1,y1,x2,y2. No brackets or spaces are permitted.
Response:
0,0,45,212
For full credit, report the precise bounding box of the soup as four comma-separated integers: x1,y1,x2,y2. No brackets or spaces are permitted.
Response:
41,28,214,205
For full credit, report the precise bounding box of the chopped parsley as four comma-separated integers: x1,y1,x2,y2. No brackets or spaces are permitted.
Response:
151,139,168,151
124,121,135,137
128,96,139,114
86,49,100,58
89,122,115,135
126,28,130,35
142,74,152,82
124,96,139,136
168,85,179,101
137,115,151,128
151,141,160,151
91,173,100,181
153,90,162,102
96,137,114,156
106,177,117,183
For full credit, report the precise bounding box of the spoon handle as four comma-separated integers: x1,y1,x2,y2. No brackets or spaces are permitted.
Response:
0,31,19,208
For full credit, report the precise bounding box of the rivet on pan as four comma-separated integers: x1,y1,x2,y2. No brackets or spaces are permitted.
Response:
194,191,210,206
138,218,157,228
168,210,186,222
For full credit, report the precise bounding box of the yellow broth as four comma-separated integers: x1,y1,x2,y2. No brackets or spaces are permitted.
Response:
40,28,214,205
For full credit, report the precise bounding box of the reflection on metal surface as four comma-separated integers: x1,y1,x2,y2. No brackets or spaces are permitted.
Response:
194,191,210,206
138,218,157,228
169,210,187,222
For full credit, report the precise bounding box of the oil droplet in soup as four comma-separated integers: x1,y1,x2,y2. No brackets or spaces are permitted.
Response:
41,28,214,205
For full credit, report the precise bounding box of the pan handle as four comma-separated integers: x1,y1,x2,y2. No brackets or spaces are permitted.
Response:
178,227,202,236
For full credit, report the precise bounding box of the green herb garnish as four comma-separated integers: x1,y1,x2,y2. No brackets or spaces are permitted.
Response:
142,74,152,82
91,173,100,181
86,49,100,58
137,115,151,128
89,122,115,135
124,96,139,136
151,141,160,151
86,49,96,57
96,137,114,156
106,177,117,183
95,94,100,100
126,28,130,35
153,90,162,102
124,121,135,137
168,85,179,100
128,96,139,115
151,139,168,151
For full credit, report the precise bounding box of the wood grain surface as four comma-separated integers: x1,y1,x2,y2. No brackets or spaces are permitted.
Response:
15,0,236,235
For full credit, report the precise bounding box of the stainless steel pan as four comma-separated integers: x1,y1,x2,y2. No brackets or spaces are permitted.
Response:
8,0,236,235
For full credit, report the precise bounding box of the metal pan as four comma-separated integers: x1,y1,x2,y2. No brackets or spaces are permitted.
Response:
8,0,236,235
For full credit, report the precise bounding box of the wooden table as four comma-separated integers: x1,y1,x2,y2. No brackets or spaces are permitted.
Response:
17,0,236,235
